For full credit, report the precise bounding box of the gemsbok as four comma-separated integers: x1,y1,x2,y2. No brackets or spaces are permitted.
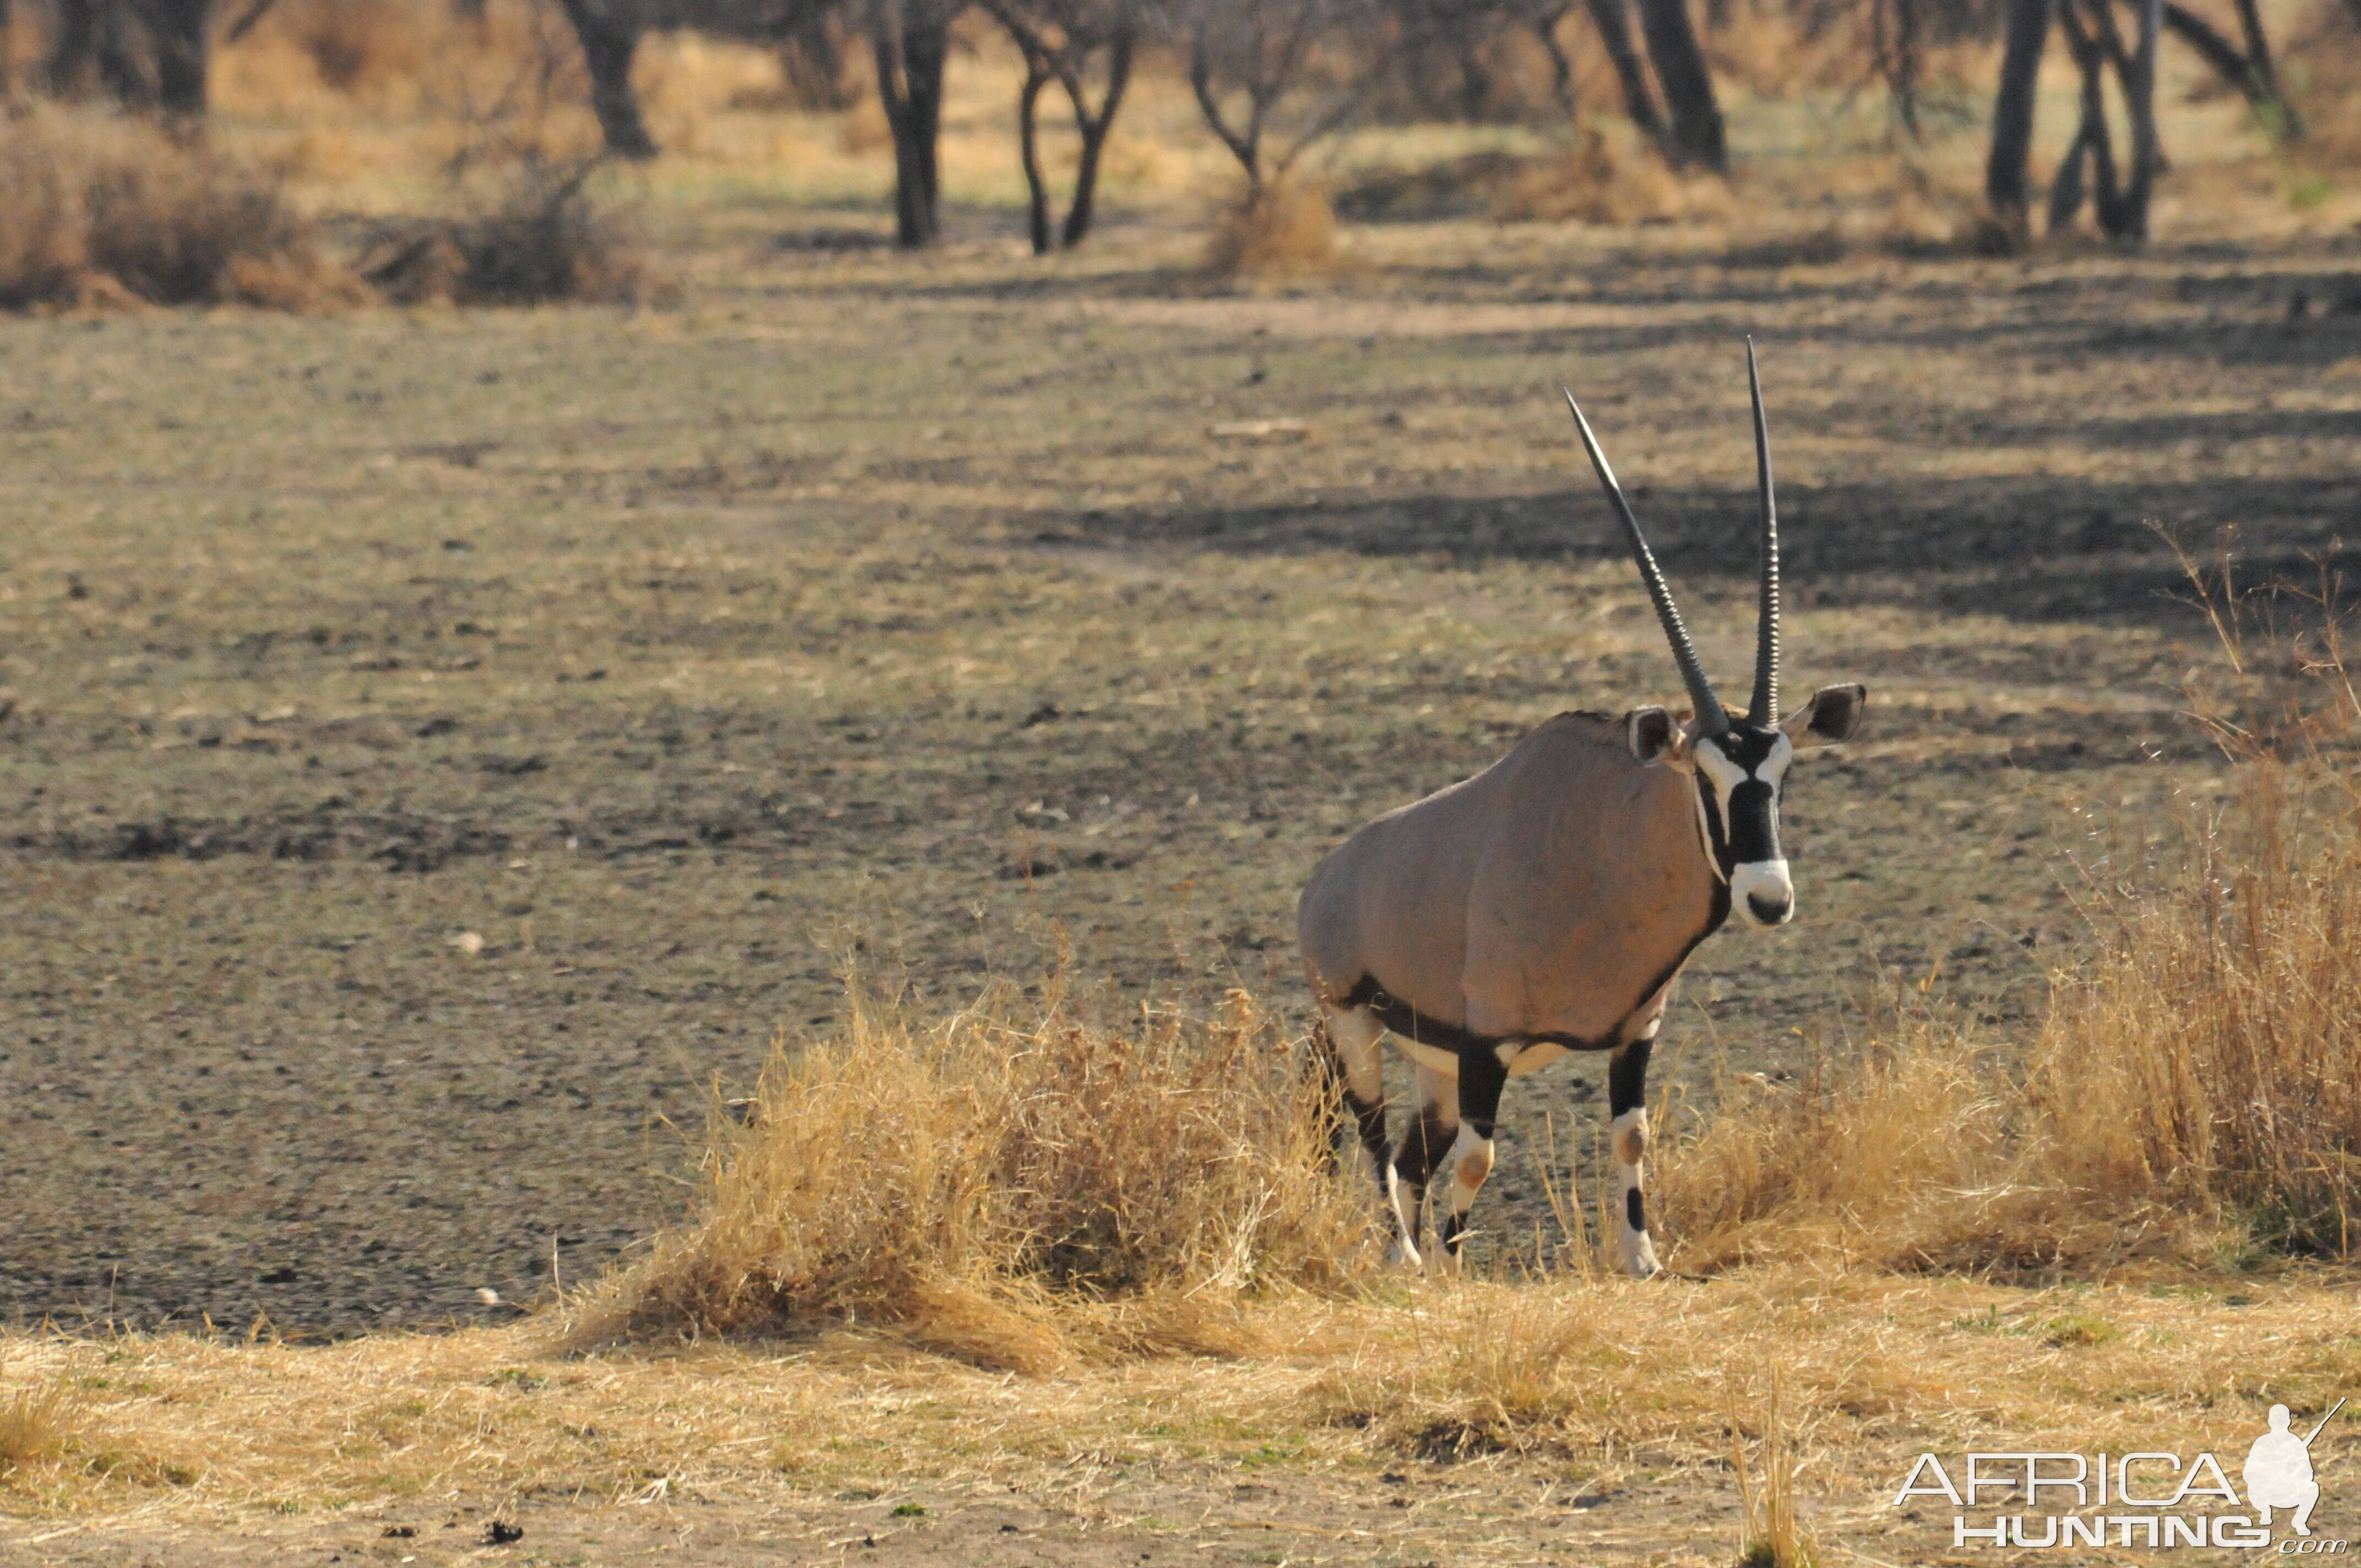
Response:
1297,343,1867,1277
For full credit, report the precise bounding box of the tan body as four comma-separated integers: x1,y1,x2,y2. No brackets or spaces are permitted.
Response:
1299,710,1722,1060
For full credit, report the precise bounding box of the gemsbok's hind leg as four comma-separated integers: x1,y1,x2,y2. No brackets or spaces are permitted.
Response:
1606,1037,1662,1278
1316,1001,1391,1190
1386,1064,1457,1271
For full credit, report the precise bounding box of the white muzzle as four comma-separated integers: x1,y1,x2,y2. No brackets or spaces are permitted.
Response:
1731,859,1794,928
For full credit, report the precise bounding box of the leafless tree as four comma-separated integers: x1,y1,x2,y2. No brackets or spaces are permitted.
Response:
1173,0,1356,196
982,0,1137,251
2151,0,2298,139
864,0,957,245
1983,0,2049,247
1581,0,1669,140
2047,0,2161,239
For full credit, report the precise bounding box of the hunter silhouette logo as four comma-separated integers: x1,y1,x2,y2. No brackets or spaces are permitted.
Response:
1893,1397,2348,1550
2249,1400,2344,1538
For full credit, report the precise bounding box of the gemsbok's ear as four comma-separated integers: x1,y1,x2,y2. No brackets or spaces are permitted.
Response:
1784,683,1866,748
1626,705,1681,766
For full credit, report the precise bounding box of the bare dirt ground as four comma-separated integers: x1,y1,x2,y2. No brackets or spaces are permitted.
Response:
4,210,2359,1341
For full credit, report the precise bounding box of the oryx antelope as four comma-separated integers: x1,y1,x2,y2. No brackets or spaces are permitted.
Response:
1297,344,1867,1278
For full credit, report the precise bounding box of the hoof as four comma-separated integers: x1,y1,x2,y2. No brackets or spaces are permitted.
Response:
1386,1239,1425,1272
1618,1234,1661,1280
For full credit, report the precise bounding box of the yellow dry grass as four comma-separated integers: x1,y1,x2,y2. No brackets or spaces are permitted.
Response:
4,1270,2357,1532
1660,613,2361,1275
570,984,1367,1369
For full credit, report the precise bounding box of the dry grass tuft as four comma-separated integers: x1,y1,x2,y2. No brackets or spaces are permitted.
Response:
567,985,1368,1365
0,1368,81,1473
0,109,361,312
1732,1369,1817,1568
1203,179,1339,277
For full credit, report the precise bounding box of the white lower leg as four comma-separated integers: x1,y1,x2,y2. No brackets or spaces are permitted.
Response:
1438,1124,1495,1271
1385,1166,1424,1270
1609,1108,1661,1278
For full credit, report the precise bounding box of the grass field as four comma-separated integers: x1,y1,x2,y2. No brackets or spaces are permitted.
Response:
5,16,2361,1556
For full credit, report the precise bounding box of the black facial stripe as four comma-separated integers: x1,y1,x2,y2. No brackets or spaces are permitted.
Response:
1726,778,1781,865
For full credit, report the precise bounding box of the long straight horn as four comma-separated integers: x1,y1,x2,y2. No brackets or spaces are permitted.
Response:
1563,389,1728,737
1745,339,1779,726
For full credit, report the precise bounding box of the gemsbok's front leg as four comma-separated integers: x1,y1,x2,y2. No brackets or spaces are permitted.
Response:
1607,1037,1662,1278
1435,1045,1508,1270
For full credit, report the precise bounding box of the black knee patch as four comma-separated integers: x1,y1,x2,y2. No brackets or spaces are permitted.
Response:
1392,1108,1452,1192
1440,1210,1467,1254
1608,1038,1653,1118
1344,1091,1389,1166
1625,1188,1646,1233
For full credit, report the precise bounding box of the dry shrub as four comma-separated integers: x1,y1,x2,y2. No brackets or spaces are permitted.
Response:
2041,770,2361,1256
363,155,658,307
278,0,436,97
1203,179,1338,277
1652,1028,2065,1273
0,108,361,311
219,0,545,118
1494,129,1701,224
1334,136,1717,228
570,986,1367,1367
1657,587,2361,1274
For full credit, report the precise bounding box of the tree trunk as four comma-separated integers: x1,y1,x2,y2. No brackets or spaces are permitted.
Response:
2049,0,2118,231
1984,0,2050,248
556,0,658,160
903,15,947,235
871,4,948,247
1059,25,1133,248
142,0,211,122
48,0,148,101
1582,0,1666,141
1018,56,1053,255
1633,0,1724,170
2115,0,2161,242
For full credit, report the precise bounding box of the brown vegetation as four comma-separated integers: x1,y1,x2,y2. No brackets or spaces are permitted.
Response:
0,108,358,311
1201,176,1338,274
361,156,659,306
